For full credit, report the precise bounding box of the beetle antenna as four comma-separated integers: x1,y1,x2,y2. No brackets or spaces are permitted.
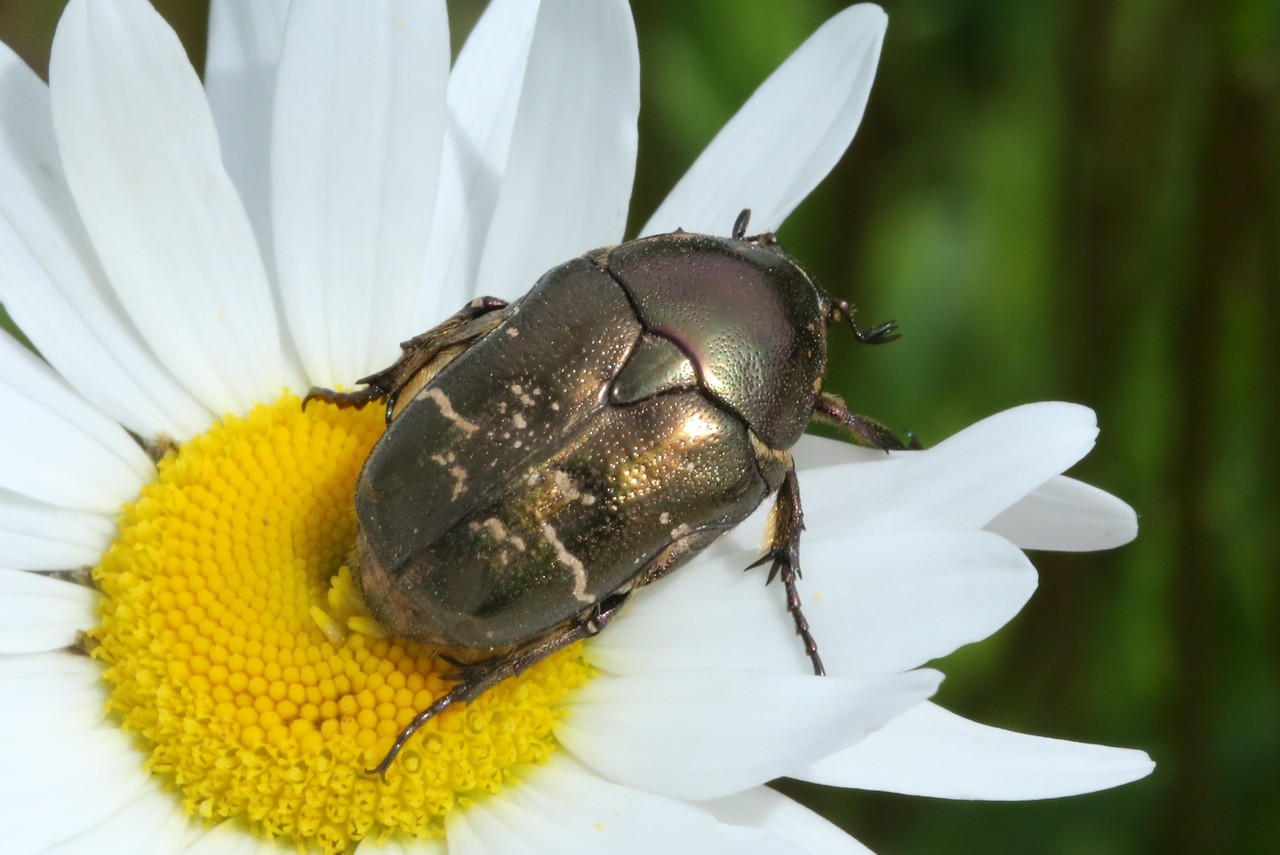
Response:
829,298,900,345
732,208,751,240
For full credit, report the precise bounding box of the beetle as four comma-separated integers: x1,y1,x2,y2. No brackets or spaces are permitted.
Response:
307,210,904,777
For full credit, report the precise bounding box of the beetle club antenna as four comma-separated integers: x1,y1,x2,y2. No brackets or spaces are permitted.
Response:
732,208,751,240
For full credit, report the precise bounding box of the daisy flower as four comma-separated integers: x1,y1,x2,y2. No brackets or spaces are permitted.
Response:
0,1,1153,853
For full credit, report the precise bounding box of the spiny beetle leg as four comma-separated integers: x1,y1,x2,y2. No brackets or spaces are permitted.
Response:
746,465,825,676
302,385,387,412
813,393,908,452
368,591,631,780
305,296,510,423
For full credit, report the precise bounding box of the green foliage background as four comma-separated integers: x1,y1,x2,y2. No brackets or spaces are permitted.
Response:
2,1,1276,852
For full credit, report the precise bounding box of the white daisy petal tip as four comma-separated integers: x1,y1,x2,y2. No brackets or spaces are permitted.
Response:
641,1,888,236
796,701,1155,801
990,475,1139,552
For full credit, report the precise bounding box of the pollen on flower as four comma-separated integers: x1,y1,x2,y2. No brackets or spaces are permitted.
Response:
88,395,591,853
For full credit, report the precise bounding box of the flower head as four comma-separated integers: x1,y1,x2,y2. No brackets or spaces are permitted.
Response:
0,1,1152,852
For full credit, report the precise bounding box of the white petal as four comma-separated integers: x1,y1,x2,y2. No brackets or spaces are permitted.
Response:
796,403,1100,536
204,0,289,269
0,41,211,439
0,651,107,733
557,667,940,800
793,433,884,471
272,0,450,386
0,728,149,855
641,4,886,236
45,782,191,855
988,475,1138,551
448,754,804,855
0,332,152,512
417,0,541,325
472,0,638,301
354,835,445,855
699,787,875,855
798,530,1037,673
592,530,1036,678
794,701,1156,800
49,0,297,414
182,821,289,854
0,489,115,570
0,569,96,653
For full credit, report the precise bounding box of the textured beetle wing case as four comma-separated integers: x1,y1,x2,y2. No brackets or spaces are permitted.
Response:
355,257,772,649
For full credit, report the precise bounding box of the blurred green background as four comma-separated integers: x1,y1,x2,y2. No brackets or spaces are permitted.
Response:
1,1,1276,852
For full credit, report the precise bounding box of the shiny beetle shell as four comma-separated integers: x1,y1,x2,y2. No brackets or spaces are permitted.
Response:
353,229,831,650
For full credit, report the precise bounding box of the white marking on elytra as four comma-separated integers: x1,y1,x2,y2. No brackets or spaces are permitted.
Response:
552,469,597,506
479,517,508,539
467,517,526,552
447,466,467,499
542,523,593,603
512,413,527,429
505,327,519,336
659,512,671,525
430,451,468,499
425,388,478,434
552,470,580,501
509,383,536,407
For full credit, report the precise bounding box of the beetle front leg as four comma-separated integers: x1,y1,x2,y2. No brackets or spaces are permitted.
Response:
303,296,510,421
747,464,825,677
369,591,630,779
812,392,914,451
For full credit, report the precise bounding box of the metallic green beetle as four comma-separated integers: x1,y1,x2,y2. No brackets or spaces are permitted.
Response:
308,211,902,776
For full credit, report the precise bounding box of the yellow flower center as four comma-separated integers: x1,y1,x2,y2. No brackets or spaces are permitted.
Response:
88,395,590,853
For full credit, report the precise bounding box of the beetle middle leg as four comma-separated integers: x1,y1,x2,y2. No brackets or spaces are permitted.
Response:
747,463,825,676
369,591,630,779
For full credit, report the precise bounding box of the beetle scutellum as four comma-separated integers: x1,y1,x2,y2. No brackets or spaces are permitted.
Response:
307,210,904,777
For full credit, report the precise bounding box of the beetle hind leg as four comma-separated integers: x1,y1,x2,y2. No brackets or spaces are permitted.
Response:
368,591,630,779
747,464,825,677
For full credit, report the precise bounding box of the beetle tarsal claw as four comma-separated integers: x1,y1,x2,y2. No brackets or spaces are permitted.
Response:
856,319,901,345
